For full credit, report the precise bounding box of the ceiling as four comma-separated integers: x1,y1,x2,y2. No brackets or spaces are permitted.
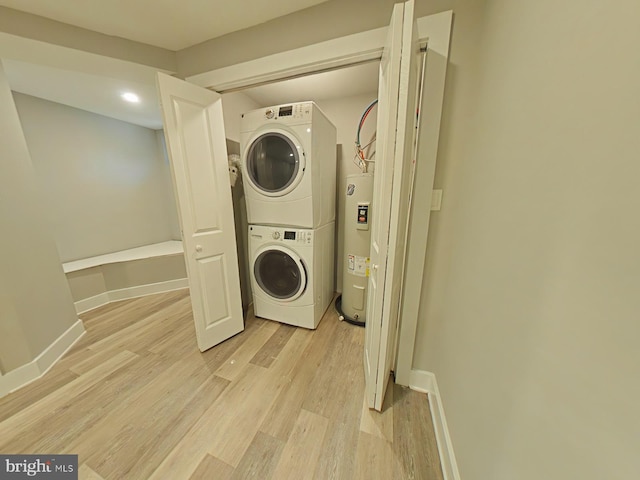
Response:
241,62,379,107
0,0,378,129
4,58,379,129
0,0,330,50
4,58,164,128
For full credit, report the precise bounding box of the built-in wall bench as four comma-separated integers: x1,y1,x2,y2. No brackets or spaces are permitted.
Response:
62,241,188,314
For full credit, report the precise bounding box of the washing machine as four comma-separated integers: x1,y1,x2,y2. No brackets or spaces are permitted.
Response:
249,223,334,329
240,102,337,229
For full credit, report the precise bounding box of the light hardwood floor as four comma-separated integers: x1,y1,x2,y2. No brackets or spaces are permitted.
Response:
0,290,443,480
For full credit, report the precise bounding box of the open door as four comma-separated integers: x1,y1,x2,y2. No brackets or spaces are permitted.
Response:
157,73,244,352
365,0,421,411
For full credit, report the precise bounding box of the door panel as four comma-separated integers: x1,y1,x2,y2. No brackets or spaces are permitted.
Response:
157,73,244,352
198,255,231,326
177,102,224,232
364,0,420,411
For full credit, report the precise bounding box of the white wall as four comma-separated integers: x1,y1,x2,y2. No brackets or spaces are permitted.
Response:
415,0,640,478
13,93,180,262
0,61,78,373
221,91,261,143
154,130,182,240
0,6,176,72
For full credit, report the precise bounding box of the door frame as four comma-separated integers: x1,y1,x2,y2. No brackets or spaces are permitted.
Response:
187,10,453,387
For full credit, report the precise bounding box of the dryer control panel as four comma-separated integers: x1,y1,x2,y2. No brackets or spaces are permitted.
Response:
284,230,312,244
263,102,313,121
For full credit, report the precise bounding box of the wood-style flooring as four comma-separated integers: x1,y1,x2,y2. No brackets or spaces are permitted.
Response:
0,290,443,480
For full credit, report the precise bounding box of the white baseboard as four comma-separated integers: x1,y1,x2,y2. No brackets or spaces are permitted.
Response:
75,292,111,314
74,278,189,314
0,319,85,398
409,369,460,480
0,362,40,399
107,278,188,302
409,369,436,393
34,319,85,376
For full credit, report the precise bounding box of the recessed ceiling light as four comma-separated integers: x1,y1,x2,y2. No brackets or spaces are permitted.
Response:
121,92,140,103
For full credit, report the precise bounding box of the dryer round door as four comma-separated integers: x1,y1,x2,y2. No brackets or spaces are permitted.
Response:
244,130,305,197
253,246,307,301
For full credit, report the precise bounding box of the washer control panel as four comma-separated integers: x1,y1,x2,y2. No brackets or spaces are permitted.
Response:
250,225,313,245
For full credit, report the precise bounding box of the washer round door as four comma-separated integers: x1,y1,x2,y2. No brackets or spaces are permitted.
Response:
253,246,307,301
244,130,305,197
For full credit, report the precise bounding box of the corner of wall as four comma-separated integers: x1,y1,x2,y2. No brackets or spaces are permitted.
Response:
0,318,85,398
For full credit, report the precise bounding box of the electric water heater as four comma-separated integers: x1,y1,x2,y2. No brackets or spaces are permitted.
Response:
341,173,374,322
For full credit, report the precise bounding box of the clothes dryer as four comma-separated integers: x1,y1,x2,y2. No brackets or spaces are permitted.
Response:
249,223,334,329
240,102,336,229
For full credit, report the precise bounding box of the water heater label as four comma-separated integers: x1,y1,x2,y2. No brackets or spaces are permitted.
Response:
348,254,369,277
357,203,369,231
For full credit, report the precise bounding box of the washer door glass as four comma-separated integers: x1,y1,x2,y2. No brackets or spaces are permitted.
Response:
254,248,306,300
246,132,301,194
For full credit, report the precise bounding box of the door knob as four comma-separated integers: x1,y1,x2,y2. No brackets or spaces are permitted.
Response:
372,264,378,270
195,245,203,253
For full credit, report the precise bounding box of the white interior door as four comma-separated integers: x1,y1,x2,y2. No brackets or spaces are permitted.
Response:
365,0,420,411
157,73,244,352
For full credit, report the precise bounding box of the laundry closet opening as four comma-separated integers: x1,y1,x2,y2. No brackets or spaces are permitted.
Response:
226,60,382,303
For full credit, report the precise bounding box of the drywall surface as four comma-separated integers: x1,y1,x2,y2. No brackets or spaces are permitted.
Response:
221,91,261,143
102,255,187,292
414,0,640,478
13,93,180,262
65,266,107,302
0,6,175,71
0,61,78,372
154,130,182,241
0,280,32,373
176,0,457,77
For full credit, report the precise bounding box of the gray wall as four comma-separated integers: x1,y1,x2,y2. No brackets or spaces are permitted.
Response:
0,6,175,71
65,256,187,303
416,1,640,478
176,1,640,478
0,61,78,373
13,93,180,262
177,0,405,77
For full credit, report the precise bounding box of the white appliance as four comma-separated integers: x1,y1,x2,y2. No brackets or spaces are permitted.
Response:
240,102,337,229
249,223,334,329
341,173,373,322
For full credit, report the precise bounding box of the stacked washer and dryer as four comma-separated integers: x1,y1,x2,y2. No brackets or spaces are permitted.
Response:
240,102,337,329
